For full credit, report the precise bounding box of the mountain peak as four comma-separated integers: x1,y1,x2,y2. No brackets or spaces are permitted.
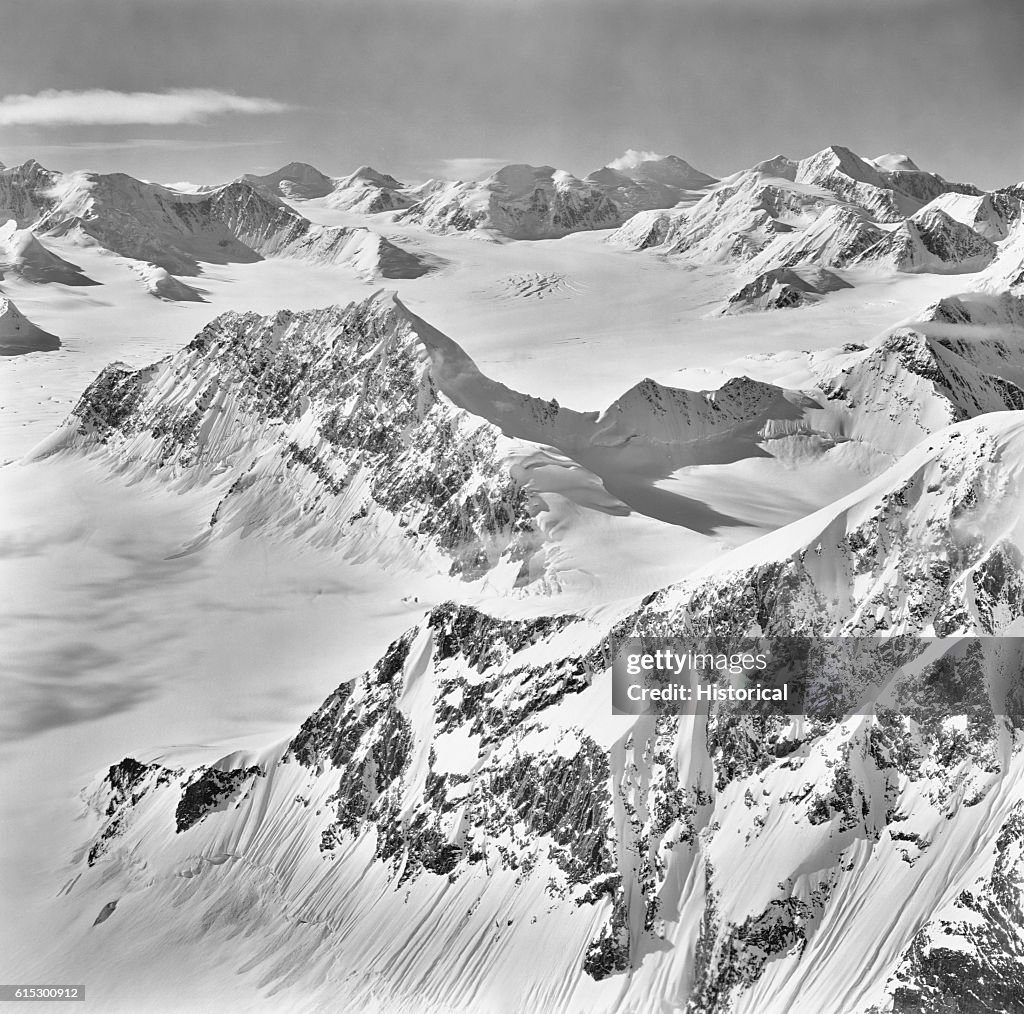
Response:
239,162,334,199
605,150,717,188
341,165,404,189
871,152,921,173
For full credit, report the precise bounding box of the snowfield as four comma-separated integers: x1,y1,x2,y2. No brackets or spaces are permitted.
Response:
2,145,1024,1013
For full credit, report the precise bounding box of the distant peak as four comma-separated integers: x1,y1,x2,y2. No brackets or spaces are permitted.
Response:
275,161,326,174
750,155,798,180
487,164,557,191
871,152,921,173
11,157,46,173
343,166,404,189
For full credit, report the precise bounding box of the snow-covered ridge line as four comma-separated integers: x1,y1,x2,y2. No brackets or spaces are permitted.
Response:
0,158,435,284
26,285,1024,568
608,144,1024,307
29,292,540,585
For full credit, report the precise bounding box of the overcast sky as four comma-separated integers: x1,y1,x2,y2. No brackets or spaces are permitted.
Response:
1,0,1021,187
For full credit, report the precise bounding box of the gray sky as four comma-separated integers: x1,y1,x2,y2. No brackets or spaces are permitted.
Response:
1,0,1021,188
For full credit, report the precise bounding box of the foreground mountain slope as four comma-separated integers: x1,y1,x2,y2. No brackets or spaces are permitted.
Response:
46,411,1024,1014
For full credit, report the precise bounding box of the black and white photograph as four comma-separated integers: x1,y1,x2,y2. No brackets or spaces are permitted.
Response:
1,0,1023,1011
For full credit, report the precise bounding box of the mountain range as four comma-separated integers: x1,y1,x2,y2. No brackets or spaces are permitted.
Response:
5,141,1024,1013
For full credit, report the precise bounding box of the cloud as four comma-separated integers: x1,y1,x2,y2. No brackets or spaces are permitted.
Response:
606,149,664,171
5,138,287,153
437,157,510,180
0,89,294,127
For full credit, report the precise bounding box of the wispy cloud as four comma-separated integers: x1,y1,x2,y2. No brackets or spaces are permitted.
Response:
4,138,288,153
0,89,294,127
606,149,665,171
437,157,509,180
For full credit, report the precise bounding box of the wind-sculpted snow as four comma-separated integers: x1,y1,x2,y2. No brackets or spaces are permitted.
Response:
126,260,205,301
30,293,539,583
61,411,1024,1013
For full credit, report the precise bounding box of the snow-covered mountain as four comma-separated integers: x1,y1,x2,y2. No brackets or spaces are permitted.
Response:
327,166,416,213
239,161,336,201
609,145,1021,310
0,159,434,290
395,155,716,239
29,287,1024,572
34,171,433,278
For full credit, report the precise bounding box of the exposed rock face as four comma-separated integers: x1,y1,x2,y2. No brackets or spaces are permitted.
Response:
32,292,539,582
0,158,61,227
